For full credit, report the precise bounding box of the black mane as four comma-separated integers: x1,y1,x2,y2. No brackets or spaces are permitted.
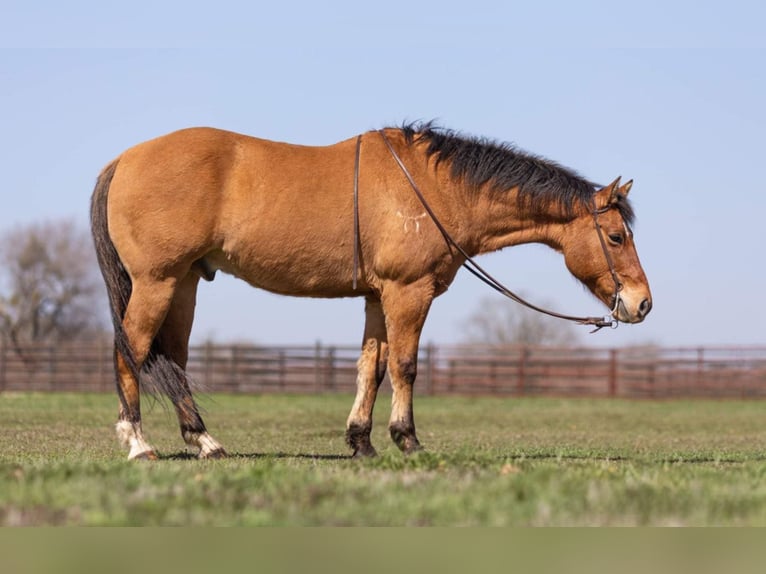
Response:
398,122,634,224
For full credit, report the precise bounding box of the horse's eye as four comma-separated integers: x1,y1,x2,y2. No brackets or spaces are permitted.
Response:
608,233,624,246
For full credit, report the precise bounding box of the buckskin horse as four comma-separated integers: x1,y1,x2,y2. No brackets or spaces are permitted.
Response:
90,123,652,460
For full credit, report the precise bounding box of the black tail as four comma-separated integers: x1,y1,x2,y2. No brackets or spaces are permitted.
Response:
90,159,138,381
90,160,198,410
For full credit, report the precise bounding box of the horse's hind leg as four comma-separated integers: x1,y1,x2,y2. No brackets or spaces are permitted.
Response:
152,273,226,459
346,297,389,457
115,277,178,460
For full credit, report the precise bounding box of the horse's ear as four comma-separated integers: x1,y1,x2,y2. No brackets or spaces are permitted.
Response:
594,176,621,209
619,179,633,198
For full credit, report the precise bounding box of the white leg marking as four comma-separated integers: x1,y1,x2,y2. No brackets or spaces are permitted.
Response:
347,350,377,430
183,431,225,458
115,420,156,460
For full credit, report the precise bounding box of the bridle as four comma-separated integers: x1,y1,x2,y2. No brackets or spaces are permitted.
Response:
352,131,625,332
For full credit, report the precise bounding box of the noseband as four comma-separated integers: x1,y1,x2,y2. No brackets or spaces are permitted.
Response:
352,131,625,332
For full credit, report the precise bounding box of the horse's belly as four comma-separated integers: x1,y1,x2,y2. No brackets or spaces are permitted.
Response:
199,249,360,298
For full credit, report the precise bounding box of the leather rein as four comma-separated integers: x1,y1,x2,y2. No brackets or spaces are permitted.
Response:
352,131,624,332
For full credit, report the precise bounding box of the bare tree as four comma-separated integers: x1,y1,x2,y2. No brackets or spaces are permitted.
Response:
0,219,106,350
461,295,582,346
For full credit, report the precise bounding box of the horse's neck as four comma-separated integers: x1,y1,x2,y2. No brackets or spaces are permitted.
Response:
464,186,566,255
401,146,566,256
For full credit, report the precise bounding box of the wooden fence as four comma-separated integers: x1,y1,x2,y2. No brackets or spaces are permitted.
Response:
2,342,766,399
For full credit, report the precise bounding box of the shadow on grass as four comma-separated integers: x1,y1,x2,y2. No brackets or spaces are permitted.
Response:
158,450,766,465
159,451,351,461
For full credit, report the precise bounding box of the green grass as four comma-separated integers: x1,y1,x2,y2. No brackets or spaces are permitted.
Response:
2,392,766,525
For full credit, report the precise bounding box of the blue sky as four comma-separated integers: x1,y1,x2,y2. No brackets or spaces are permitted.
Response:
2,2,765,347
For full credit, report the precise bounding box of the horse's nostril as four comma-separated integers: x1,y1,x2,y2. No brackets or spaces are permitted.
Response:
638,298,652,317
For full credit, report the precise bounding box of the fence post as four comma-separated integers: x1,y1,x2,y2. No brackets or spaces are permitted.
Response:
0,341,5,392
314,341,322,392
278,349,286,390
424,344,435,396
608,348,618,397
327,346,336,391
48,345,56,391
230,345,239,393
203,341,213,391
517,346,527,395
98,338,107,392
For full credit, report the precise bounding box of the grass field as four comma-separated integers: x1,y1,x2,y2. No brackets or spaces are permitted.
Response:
2,392,766,526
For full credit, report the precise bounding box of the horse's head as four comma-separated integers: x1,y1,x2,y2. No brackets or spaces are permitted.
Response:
561,177,652,324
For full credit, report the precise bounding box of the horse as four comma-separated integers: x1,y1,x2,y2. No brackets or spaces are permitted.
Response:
90,122,652,460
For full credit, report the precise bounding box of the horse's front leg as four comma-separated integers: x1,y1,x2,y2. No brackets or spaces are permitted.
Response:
381,280,434,454
346,297,389,457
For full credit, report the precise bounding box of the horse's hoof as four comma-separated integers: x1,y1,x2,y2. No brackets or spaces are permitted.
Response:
352,445,378,459
199,448,227,460
130,450,158,461
390,424,422,455
403,443,424,456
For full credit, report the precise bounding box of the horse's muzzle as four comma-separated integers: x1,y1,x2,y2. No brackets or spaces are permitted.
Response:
614,295,652,324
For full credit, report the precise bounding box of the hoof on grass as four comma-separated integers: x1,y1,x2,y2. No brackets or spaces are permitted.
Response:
352,444,378,459
403,442,424,456
199,448,227,460
130,450,158,461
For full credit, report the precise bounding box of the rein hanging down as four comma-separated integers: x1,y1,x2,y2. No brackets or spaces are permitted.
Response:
351,131,622,332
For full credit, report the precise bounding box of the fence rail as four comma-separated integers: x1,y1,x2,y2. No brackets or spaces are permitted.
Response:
1,342,766,398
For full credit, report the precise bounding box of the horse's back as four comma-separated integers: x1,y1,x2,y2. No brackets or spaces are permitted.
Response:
111,126,353,212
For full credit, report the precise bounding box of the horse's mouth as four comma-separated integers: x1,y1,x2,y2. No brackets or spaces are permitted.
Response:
612,296,651,324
